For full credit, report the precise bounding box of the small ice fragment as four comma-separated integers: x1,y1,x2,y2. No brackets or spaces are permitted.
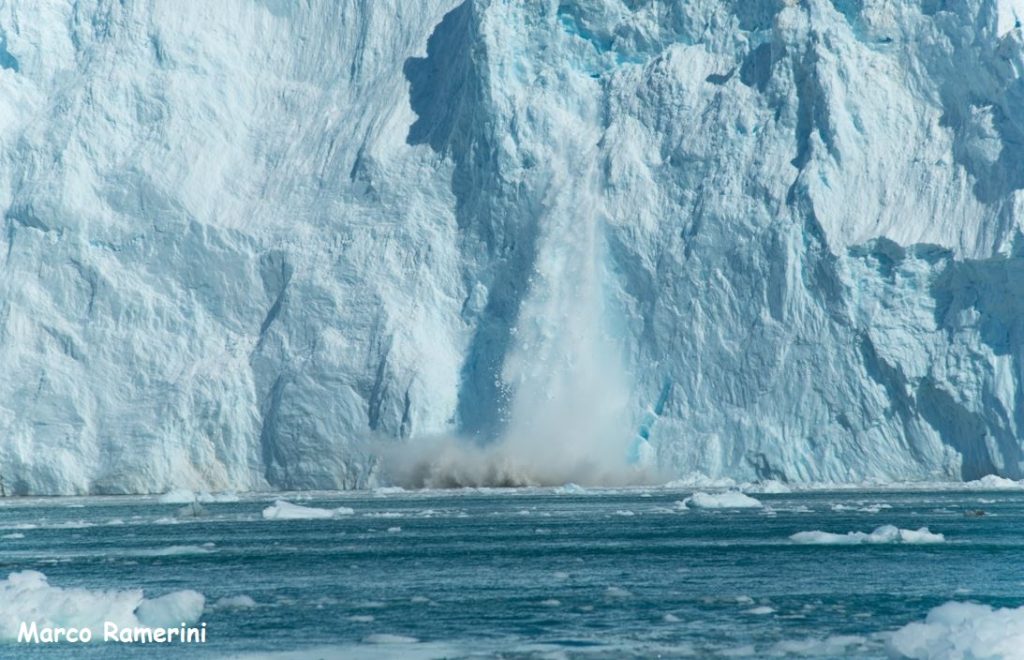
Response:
887,601,1024,658
748,480,791,494
605,586,632,598
387,526,402,533
790,525,944,545
135,589,205,627
965,475,1024,489
682,491,763,509
212,595,257,609
158,489,196,504
176,502,207,518
262,500,353,520
748,606,775,615
373,487,406,495
196,491,240,503
363,634,419,644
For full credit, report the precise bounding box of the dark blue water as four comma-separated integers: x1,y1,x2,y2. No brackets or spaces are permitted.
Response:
1,487,1021,658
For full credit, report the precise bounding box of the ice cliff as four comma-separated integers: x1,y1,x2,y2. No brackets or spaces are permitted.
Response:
2,0,1024,494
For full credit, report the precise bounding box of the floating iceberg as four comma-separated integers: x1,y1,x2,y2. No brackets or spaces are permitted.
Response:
790,525,945,545
888,601,1024,659
963,475,1024,490
681,492,764,510
211,595,258,610
261,500,355,520
0,571,203,640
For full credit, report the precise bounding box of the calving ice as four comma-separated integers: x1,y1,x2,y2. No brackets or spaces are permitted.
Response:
2,0,1024,493
3,0,1024,657
17,621,207,645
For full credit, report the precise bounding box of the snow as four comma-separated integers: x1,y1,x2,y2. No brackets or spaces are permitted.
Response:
682,492,763,510
2,0,1024,493
790,525,946,545
0,570,204,639
888,601,1024,659
261,500,355,520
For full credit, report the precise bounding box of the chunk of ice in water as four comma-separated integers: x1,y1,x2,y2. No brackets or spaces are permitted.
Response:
790,525,944,545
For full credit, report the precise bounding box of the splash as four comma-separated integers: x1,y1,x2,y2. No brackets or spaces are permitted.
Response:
387,4,660,488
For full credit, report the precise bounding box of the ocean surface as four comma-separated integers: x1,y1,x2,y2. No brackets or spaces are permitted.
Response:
1,486,1022,658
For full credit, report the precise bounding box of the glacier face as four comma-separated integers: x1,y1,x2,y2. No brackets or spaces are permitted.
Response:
1,0,1024,494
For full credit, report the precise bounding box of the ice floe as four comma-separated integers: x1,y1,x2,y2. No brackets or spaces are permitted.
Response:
363,634,419,644
0,570,203,639
211,595,257,610
790,525,944,545
888,601,1024,659
261,500,355,520
681,491,763,509
963,475,1024,490
158,489,240,504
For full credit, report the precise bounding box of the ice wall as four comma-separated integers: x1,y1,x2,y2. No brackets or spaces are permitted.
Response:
1,0,1024,493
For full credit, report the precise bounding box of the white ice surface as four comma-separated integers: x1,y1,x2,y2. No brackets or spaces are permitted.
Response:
790,525,945,545
261,500,355,520
682,492,764,509
888,601,1024,659
0,570,204,639
1,1,1024,493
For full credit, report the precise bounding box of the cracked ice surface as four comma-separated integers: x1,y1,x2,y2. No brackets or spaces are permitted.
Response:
2,0,1024,493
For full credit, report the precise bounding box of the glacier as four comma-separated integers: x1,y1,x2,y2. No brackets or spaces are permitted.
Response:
2,0,1024,494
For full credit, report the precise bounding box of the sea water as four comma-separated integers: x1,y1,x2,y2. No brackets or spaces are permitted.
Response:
1,487,1022,658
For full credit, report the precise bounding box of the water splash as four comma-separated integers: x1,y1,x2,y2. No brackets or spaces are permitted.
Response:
387,4,658,488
